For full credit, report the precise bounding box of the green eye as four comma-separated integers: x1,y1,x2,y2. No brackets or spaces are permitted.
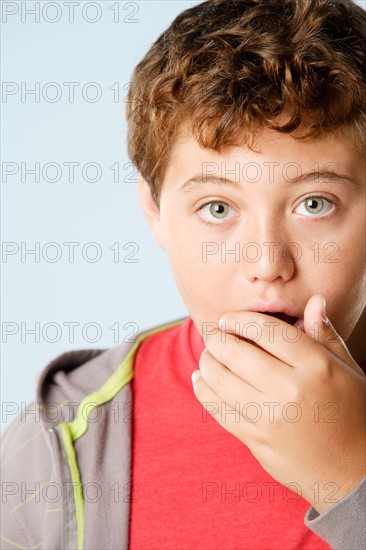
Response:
304,197,324,214
295,195,334,218
198,201,236,224
209,202,229,218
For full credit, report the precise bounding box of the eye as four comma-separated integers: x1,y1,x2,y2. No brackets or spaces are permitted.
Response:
198,201,237,224
294,195,335,218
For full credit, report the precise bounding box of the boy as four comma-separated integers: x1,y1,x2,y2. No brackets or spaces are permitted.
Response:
1,0,365,548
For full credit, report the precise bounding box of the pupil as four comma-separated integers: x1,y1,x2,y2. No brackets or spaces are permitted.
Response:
211,203,226,217
306,197,323,213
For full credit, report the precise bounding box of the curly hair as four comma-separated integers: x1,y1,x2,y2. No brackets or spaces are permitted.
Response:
125,0,366,205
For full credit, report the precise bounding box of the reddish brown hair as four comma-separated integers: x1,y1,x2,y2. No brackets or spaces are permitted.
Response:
125,0,366,205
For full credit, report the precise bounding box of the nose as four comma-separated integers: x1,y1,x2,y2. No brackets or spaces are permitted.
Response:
241,220,297,283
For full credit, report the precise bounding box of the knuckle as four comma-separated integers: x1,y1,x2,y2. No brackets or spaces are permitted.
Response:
312,353,333,381
198,350,210,375
220,337,239,365
286,380,301,403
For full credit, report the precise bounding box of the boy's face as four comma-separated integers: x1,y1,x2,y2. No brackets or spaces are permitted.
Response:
140,123,365,343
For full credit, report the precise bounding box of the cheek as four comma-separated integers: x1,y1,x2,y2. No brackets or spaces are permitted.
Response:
167,239,227,291
305,216,365,295
164,230,235,313
316,244,366,338
332,229,366,290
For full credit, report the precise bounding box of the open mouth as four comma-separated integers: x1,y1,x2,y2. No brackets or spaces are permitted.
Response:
262,312,299,326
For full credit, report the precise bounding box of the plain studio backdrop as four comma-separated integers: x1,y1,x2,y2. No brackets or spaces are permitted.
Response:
1,0,365,432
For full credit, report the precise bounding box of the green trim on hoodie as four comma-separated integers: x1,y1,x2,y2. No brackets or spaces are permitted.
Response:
59,422,85,550
58,317,186,550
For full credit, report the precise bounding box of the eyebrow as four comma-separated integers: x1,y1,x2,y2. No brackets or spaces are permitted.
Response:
178,170,359,190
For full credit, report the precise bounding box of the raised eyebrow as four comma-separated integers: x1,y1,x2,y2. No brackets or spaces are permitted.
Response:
290,170,359,185
178,170,359,190
179,175,240,190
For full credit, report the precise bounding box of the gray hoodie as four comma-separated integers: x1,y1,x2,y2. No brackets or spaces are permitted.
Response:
1,318,365,550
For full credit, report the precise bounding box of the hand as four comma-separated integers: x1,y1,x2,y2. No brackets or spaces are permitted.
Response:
191,295,366,513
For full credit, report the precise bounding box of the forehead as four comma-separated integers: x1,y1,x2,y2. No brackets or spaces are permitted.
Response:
163,123,364,188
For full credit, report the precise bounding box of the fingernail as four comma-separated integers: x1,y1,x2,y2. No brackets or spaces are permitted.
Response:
191,370,201,384
218,316,229,330
218,318,226,330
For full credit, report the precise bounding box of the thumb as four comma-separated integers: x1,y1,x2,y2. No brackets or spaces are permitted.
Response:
304,294,364,375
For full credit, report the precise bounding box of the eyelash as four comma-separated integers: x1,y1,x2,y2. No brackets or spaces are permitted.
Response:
196,194,337,226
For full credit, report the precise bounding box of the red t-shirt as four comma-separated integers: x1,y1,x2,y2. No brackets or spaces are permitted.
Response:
129,317,361,549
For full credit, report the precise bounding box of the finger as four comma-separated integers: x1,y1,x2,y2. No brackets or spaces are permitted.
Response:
202,331,293,393
198,348,261,409
218,310,322,372
191,369,257,441
305,294,365,376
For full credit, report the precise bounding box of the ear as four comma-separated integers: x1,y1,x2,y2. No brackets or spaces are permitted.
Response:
138,175,166,250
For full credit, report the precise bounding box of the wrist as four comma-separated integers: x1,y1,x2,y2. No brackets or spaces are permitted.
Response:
309,472,366,514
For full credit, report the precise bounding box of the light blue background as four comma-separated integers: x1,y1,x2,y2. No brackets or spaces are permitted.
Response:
1,1,198,432
1,0,365,432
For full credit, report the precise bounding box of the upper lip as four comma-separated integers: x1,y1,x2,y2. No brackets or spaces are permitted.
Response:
241,299,302,319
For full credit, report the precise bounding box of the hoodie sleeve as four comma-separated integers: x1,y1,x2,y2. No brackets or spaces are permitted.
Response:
304,476,366,549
